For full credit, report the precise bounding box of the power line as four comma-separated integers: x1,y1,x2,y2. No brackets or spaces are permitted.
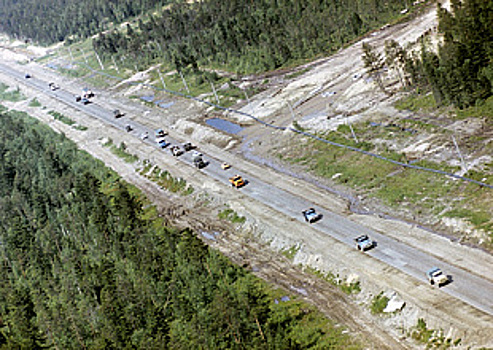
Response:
67,60,493,189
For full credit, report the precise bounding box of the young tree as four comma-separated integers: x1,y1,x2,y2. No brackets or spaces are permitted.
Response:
362,42,389,95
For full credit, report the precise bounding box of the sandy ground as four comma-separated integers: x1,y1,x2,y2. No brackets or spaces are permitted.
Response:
1,2,492,348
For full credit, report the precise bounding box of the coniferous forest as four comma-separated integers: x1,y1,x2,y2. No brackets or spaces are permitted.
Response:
91,0,410,73
0,0,170,45
0,107,359,348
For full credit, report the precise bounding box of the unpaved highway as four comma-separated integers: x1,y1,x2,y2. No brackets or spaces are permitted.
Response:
1,2,493,345
1,55,493,348
2,62,492,319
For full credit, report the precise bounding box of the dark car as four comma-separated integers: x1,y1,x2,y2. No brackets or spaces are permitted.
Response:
302,208,322,223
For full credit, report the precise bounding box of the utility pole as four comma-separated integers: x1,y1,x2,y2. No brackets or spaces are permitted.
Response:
179,71,190,94
244,90,254,116
158,70,166,89
287,101,296,121
68,47,74,63
347,115,359,143
452,134,467,172
94,50,104,70
111,56,119,73
79,48,88,65
210,81,220,104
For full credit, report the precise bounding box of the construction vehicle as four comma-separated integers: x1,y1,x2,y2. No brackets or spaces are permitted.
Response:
302,208,322,223
427,268,449,287
354,235,375,251
229,175,245,188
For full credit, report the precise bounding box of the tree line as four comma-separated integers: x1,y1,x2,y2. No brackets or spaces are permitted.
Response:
362,0,492,108
0,0,170,45
91,0,410,74
0,106,360,349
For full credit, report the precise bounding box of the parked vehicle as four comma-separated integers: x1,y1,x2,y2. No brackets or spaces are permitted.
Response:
354,235,375,251
427,267,449,287
302,208,322,223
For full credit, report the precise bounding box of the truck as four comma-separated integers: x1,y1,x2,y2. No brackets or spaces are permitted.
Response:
170,145,183,157
194,156,207,169
427,267,449,287
354,235,375,251
302,208,322,223
229,175,245,188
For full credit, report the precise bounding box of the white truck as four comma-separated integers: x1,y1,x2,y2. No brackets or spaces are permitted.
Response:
427,267,449,287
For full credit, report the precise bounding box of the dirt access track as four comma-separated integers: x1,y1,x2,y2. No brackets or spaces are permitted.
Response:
1,1,492,348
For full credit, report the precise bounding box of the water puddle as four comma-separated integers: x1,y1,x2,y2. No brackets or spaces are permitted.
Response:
205,118,243,134
140,95,154,102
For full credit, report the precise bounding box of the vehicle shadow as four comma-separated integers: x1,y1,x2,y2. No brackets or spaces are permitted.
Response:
443,276,453,287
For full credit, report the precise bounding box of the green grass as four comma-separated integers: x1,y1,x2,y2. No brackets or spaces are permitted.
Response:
456,95,493,120
339,281,361,295
73,124,88,131
394,92,437,112
285,68,311,80
218,208,246,224
103,140,139,163
303,266,361,295
0,83,25,102
409,318,461,349
48,110,76,125
281,245,300,260
28,98,42,107
283,126,492,238
370,292,389,314
143,165,194,195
